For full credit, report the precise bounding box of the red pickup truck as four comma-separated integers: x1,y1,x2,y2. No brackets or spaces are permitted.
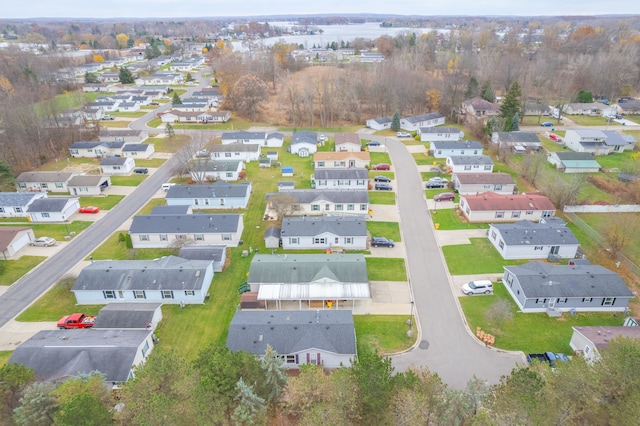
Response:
57,313,96,329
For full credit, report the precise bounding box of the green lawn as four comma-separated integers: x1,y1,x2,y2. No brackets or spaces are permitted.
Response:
442,238,528,275
0,221,94,241
370,152,391,165
133,158,167,168
0,256,47,286
78,195,125,210
114,111,147,118
0,217,29,223
88,233,179,261
366,221,401,241
354,315,416,354
421,171,451,181
430,209,489,230
460,282,625,353
368,192,396,205
98,121,131,128
365,258,407,281
0,351,12,368
137,198,167,215
576,213,640,264
147,118,163,128
16,280,103,321
110,175,148,186
36,157,102,172
368,171,394,180
566,115,620,126
413,153,444,166
593,151,635,169
148,134,191,153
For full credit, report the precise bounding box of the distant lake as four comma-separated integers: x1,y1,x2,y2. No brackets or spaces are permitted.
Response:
232,22,442,50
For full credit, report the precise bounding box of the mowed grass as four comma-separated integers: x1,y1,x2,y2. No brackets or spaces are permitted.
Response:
460,282,625,353
0,351,12,368
149,134,191,153
566,115,620,126
110,175,147,186
16,281,103,322
370,152,391,165
0,221,94,241
368,192,396,205
576,213,640,264
413,152,444,166
137,198,167,215
365,258,407,281
366,221,401,241
78,195,125,210
430,209,489,230
443,238,528,275
0,256,47,286
354,315,416,354
134,158,167,168
88,233,179,261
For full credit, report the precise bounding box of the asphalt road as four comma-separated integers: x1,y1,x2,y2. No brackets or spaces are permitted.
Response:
371,136,524,389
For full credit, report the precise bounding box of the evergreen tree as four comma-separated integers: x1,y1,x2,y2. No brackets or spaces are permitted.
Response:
500,81,521,131
12,382,58,426
0,160,16,191
480,80,496,103
511,112,520,131
118,67,134,84
165,123,175,138
84,72,99,84
231,378,266,426
576,90,593,103
186,72,193,82
172,92,182,105
261,345,287,408
465,76,479,99
391,111,401,132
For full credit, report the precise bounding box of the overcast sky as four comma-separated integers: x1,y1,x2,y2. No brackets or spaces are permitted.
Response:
4,0,640,19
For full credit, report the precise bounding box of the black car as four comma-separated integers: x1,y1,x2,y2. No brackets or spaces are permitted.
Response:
374,176,391,182
366,141,381,147
133,168,149,174
375,182,392,190
371,237,395,248
425,181,447,189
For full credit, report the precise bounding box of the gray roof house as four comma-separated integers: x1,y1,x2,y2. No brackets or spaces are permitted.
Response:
227,310,357,369
27,197,80,223
365,116,392,130
166,182,251,210
452,173,516,195
221,131,266,145
502,261,634,314
122,143,155,159
400,112,445,131
488,219,580,260
446,155,494,173
0,192,46,218
265,189,370,219
100,157,136,175
418,126,464,142
16,171,76,193
547,152,601,173
280,216,367,250
72,256,214,304
601,130,636,153
334,133,362,152
69,141,126,158
210,143,261,163
178,244,227,272
430,141,484,158
248,254,370,310
99,129,148,143
188,159,244,182
289,131,318,157
93,303,163,330
311,168,369,190
68,175,111,196
491,132,542,153
151,205,191,215
129,214,244,248
8,329,154,383
563,129,609,155
0,226,35,260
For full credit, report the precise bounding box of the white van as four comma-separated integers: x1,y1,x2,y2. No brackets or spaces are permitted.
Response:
161,183,176,191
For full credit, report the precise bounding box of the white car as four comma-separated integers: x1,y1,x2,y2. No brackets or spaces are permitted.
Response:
397,132,411,137
30,237,57,247
162,183,176,191
462,280,493,295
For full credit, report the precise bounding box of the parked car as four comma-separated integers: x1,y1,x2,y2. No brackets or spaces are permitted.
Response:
461,280,493,295
375,182,392,191
527,352,569,367
371,237,395,248
133,168,149,174
162,183,176,191
374,176,391,182
366,141,381,147
30,237,56,247
434,192,455,202
319,134,327,142
372,163,391,171
78,206,100,214
425,177,449,189
396,132,411,137
541,121,554,127
101,115,115,120
549,134,563,142
149,102,160,106
57,313,96,329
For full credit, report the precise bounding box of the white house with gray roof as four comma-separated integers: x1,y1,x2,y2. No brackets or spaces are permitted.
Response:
16,171,77,193
69,141,126,158
72,256,214,304
122,143,155,159
289,131,318,157
8,329,155,384
563,129,609,155
188,159,245,182
491,132,543,153
601,130,636,153
0,192,46,218
27,197,79,222
178,244,227,272
100,157,136,175
489,219,579,260
365,117,391,130
547,152,601,173
280,216,367,250
400,112,445,131
227,310,357,369
430,141,484,158
129,214,244,248
221,131,267,145
99,129,148,144
452,173,516,195
93,303,163,330
248,254,370,310
166,182,251,209
418,127,464,142
265,189,370,219
446,155,494,173
68,175,111,196
209,143,261,162
311,168,369,189
502,262,633,313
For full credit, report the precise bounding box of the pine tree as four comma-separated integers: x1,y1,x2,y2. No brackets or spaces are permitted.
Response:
165,123,175,138
480,80,496,103
231,378,266,426
118,67,134,84
465,76,479,99
511,112,520,131
500,81,521,131
172,92,182,105
261,345,287,408
391,111,401,132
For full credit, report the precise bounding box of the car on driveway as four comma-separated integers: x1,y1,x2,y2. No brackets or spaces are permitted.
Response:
549,133,563,142
434,192,455,202
371,237,395,248
133,168,149,174
78,206,100,214
366,141,381,147
462,280,493,295
30,237,56,247
374,176,391,182
375,182,392,190
541,121,553,127
101,115,115,121
425,177,449,188
396,132,411,137
372,163,391,171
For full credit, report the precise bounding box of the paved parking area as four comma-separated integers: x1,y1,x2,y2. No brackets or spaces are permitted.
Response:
369,203,400,222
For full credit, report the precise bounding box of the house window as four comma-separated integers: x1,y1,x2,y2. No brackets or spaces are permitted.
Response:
219,198,225,206
495,211,504,218
194,234,204,241
289,237,299,244
498,240,504,249
0,208,4,213
103,290,116,299
317,161,325,167
360,204,367,211
225,153,232,157
347,204,354,211
335,237,339,244
134,290,146,299
41,212,50,218
222,234,231,241
494,184,502,190
582,298,593,303
18,182,26,188
335,204,343,211
40,183,48,189
141,341,150,358
526,210,533,215
461,150,465,155
558,298,568,303
345,237,353,244
602,298,615,306
584,345,591,355
437,150,442,155
160,234,168,241
484,165,492,170
473,150,478,154
55,183,63,188
325,203,330,210
511,211,521,218
550,246,559,255
542,211,554,217
491,230,496,240
311,204,320,211
285,355,295,363
204,199,210,205
226,172,233,178
314,237,327,244
15,207,22,213
139,234,149,241
464,165,472,170
506,274,513,285
162,290,174,299
194,199,199,205
185,290,195,296
484,184,491,189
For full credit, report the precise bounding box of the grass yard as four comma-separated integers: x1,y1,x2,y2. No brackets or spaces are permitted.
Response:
0,256,47,286
442,238,527,275
133,158,167,168
88,232,179,260
421,171,451,181
149,134,191,153
370,152,392,165
7,221,94,240
0,351,12,368
594,151,636,169
460,282,625,353
147,118,163,128
78,195,125,210
16,280,103,321
369,171,394,180
365,258,407,281
110,175,147,186
430,209,489,230
576,213,640,264
137,198,167,215
0,217,29,223
368,191,396,205
98,121,131,128
37,157,102,172
566,115,620,126
114,111,147,118
366,221,401,241
413,152,444,166
354,315,416,354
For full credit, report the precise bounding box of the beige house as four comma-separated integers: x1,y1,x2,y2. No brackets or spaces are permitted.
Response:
334,133,362,152
314,152,370,169
459,192,556,223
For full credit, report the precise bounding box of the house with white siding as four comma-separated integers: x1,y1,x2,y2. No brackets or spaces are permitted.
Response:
188,159,245,182
265,189,370,219
419,127,464,142
430,141,483,158
0,192,46,218
68,141,126,158
27,197,80,222
0,227,36,259
446,155,494,173
68,175,111,196
314,152,370,169
547,152,601,173
209,144,261,163
491,132,543,153
289,131,318,157
165,182,251,210
122,143,155,159
221,131,266,145
100,157,136,175
563,129,609,155
452,173,516,195
99,129,148,144
400,113,445,131
311,168,369,190
365,117,391,130
334,133,362,152
459,192,556,223
16,172,77,193
280,216,368,250
570,326,640,363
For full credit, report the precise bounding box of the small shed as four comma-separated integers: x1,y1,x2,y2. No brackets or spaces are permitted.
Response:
264,226,281,249
259,158,272,168
267,151,278,161
277,181,295,192
282,166,294,177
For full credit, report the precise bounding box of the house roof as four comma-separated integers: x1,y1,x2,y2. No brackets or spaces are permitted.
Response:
314,152,370,162
264,226,281,239
16,171,75,183
178,244,226,262
69,141,104,149
431,141,484,151
403,112,444,123
210,144,260,153
93,303,161,329
313,168,369,180
462,192,555,211
130,214,241,234
227,310,357,356
281,216,367,238
99,130,144,137
454,173,515,185
101,157,130,166
72,256,212,292
27,198,77,213
494,132,541,143
572,326,640,351
249,254,368,284
569,129,607,139
221,131,266,140
504,261,633,299
267,132,283,140
334,132,361,145
291,131,318,145
602,131,636,146
188,159,242,172
266,189,369,205
370,117,391,124
68,175,108,186
166,182,251,199
420,127,462,134
491,220,579,246
463,97,499,111
122,143,151,152
8,329,152,382
150,205,190,215
447,155,494,166
0,192,43,206
0,227,32,251
553,152,602,168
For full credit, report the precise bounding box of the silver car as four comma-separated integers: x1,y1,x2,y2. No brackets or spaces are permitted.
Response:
30,237,57,247
462,280,493,295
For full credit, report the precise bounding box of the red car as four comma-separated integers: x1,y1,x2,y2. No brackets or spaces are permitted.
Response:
78,206,100,214
549,134,563,142
372,163,390,171
434,192,455,202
